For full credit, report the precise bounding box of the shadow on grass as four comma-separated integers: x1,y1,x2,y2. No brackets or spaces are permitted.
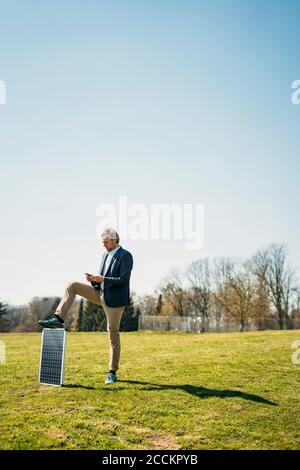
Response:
119,380,277,406
63,384,96,390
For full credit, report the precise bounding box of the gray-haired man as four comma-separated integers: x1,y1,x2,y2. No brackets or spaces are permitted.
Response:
39,228,134,385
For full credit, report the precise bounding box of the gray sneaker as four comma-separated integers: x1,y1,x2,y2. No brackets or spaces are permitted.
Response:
38,315,64,329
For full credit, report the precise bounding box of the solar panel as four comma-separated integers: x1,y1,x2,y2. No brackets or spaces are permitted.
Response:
39,329,66,386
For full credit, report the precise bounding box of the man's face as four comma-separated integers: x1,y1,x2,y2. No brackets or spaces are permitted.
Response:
101,237,118,252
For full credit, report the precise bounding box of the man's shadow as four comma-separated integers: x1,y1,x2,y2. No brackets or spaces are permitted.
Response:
118,380,277,406
63,384,96,390
63,381,276,406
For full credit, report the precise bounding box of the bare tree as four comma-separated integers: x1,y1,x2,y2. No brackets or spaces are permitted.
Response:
186,258,212,328
136,294,158,316
225,261,256,332
251,278,272,330
12,296,68,332
252,244,294,329
212,258,256,331
160,268,188,316
212,257,235,322
290,287,300,329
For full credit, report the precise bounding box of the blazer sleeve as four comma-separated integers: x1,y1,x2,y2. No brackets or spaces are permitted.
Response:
103,252,133,288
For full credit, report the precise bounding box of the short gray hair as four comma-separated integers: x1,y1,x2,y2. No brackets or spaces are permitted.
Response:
101,227,120,243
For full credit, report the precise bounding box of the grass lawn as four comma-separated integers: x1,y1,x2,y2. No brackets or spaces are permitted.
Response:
0,330,299,450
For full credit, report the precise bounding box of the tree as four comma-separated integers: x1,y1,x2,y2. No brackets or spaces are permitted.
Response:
156,294,163,315
187,258,212,328
135,294,158,316
0,299,9,332
81,301,106,331
252,244,294,329
24,297,56,332
120,297,139,331
135,306,142,323
251,279,272,330
212,258,256,332
160,269,187,316
76,298,85,331
224,261,256,332
290,287,300,329
212,257,235,322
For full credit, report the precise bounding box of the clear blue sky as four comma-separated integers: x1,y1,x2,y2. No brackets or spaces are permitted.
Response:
0,0,299,305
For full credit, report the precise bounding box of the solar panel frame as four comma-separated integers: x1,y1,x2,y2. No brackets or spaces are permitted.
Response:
38,329,67,386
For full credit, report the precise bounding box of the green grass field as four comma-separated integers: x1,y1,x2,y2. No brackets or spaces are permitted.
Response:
0,330,299,450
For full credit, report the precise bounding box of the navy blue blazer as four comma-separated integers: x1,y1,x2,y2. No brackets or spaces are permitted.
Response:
98,246,133,308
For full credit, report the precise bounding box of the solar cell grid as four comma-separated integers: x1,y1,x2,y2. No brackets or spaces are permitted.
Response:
39,329,66,386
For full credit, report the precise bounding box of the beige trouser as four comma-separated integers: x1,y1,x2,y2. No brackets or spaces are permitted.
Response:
55,282,124,372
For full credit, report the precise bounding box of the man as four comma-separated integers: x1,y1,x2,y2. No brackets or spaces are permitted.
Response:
39,228,134,385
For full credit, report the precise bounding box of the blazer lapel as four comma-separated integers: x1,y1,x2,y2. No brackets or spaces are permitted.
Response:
99,253,109,275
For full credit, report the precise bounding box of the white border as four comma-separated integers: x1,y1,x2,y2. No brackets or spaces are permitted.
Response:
60,329,67,385
38,329,45,384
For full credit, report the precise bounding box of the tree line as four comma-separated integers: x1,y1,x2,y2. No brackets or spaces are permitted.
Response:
0,296,139,333
135,243,300,332
0,243,299,333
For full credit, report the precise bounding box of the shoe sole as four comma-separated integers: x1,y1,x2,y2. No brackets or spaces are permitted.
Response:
38,322,64,329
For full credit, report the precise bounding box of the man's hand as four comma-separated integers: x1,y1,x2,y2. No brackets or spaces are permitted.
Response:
89,275,104,283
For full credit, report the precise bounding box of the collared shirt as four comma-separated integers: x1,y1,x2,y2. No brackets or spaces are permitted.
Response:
101,245,121,289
